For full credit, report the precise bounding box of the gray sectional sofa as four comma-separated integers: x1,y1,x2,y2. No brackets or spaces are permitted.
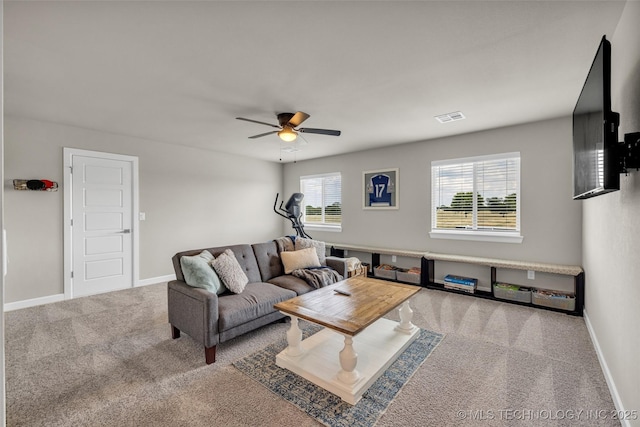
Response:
168,239,347,364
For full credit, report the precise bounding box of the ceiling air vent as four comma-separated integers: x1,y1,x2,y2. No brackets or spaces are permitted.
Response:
435,111,466,123
280,146,301,153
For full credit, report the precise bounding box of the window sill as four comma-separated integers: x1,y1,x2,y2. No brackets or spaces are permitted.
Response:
303,224,342,233
429,230,523,244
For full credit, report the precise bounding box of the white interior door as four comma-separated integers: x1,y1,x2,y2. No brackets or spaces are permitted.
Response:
71,153,134,297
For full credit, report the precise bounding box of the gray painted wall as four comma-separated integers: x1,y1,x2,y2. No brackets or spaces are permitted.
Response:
583,1,640,419
1,2,7,422
4,116,283,303
284,116,582,292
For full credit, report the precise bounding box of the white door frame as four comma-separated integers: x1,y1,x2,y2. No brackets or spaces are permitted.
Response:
63,148,140,299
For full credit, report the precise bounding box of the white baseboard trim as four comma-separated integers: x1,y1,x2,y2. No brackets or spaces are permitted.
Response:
4,293,65,312
584,309,631,427
136,274,175,287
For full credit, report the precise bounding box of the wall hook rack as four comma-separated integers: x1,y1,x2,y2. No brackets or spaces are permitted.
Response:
13,179,58,191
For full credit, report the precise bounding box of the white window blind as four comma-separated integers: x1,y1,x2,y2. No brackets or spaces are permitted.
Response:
431,153,520,239
300,173,342,228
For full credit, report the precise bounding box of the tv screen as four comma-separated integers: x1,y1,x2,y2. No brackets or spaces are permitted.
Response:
573,36,619,199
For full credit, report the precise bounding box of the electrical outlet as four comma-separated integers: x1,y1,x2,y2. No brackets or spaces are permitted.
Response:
527,270,535,280
139,212,146,221
344,250,348,256
392,255,397,262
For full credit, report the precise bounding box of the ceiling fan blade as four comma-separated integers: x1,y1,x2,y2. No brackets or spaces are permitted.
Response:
288,111,310,128
236,117,280,128
299,128,341,136
248,130,279,139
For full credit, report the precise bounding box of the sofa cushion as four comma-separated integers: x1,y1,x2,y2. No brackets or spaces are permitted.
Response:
217,283,296,331
267,275,315,295
294,238,327,265
252,241,283,282
179,250,227,295
281,247,321,274
212,249,249,294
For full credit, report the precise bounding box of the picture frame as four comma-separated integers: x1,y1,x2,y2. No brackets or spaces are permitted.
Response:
363,168,399,209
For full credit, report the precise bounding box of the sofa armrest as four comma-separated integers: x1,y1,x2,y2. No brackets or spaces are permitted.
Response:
326,256,348,277
167,280,220,348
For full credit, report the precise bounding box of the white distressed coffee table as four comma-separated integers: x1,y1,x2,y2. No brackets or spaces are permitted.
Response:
274,275,421,404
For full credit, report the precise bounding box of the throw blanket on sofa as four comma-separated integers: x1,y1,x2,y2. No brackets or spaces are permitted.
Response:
275,236,295,253
292,267,343,289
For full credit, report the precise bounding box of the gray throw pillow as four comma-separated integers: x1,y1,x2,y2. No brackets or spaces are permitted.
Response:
211,249,249,294
180,250,227,295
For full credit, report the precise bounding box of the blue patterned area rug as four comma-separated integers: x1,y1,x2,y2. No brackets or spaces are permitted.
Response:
233,324,444,427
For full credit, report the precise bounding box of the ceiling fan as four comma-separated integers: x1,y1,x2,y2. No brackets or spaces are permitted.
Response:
236,111,341,143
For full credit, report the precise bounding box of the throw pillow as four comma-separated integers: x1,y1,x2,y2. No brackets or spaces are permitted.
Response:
294,238,326,265
281,247,321,274
180,250,227,295
211,249,249,294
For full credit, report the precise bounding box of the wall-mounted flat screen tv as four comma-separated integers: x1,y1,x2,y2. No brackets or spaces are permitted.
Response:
573,35,619,200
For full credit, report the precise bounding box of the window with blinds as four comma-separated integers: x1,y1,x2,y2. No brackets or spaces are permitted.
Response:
431,153,521,241
300,173,342,229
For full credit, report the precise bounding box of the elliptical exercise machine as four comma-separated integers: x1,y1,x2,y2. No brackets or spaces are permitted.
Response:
273,193,312,239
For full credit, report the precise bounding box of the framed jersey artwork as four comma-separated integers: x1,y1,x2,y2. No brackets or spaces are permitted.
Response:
363,168,399,209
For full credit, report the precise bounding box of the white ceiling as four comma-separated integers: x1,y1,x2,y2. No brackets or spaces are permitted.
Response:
4,1,628,162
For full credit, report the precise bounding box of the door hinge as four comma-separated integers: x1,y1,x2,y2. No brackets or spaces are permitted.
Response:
69,166,73,174
70,219,73,226
70,271,74,279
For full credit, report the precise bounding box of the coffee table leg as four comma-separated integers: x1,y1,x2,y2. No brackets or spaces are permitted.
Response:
285,315,304,357
395,301,417,334
337,335,359,385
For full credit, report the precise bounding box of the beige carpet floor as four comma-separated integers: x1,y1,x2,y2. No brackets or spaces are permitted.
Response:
5,283,618,426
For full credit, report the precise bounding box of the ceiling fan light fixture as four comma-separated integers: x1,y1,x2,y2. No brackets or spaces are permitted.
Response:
278,126,298,142
237,111,340,141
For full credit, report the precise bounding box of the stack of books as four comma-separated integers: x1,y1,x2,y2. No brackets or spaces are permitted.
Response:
443,274,477,294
